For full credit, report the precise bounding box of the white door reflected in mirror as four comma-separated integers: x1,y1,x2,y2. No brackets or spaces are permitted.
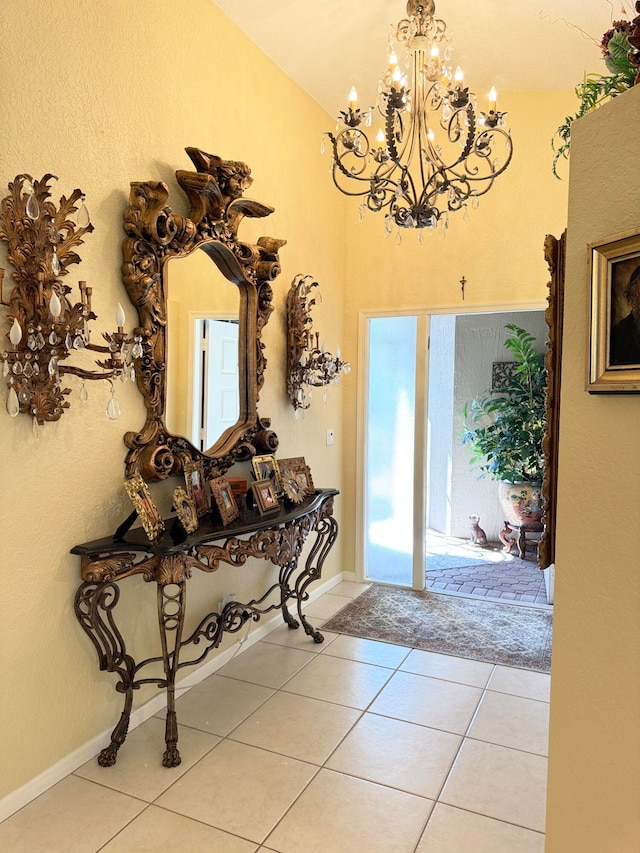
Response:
165,248,241,451
197,318,239,450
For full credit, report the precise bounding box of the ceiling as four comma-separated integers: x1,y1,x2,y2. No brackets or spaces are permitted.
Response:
212,0,626,114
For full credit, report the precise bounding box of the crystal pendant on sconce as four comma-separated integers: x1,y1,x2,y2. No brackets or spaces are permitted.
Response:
27,332,37,351
6,384,19,417
32,415,40,438
105,385,121,420
12,361,23,375
79,380,89,403
23,361,33,379
73,334,85,350
51,247,60,276
47,222,60,244
35,331,45,349
25,191,39,221
2,359,8,377
65,331,72,349
48,330,58,345
131,337,143,359
76,196,91,228
18,384,30,404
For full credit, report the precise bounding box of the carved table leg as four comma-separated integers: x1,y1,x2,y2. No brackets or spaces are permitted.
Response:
74,581,137,766
279,560,300,629
157,582,186,767
294,514,338,643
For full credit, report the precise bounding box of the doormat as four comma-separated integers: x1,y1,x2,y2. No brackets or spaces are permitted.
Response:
322,585,552,672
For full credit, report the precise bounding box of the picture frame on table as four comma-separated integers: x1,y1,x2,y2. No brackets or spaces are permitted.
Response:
251,454,282,496
209,476,239,526
183,459,209,516
278,457,315,503
124,474,165,540
250,478,280,516
172,486,199,534
588,229,640,392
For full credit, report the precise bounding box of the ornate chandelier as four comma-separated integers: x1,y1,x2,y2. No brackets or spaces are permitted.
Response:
322,0,513,238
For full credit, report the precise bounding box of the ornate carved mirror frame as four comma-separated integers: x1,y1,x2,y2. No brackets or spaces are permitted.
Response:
121,148,286,481
539,229,566,570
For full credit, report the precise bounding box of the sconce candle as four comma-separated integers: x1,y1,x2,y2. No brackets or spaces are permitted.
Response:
0,173,141,424
286,274,351,411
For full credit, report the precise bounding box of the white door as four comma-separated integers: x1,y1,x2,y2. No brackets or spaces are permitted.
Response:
198,318,239,451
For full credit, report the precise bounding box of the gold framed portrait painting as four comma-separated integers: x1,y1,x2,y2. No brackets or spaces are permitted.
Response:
589,229,640,392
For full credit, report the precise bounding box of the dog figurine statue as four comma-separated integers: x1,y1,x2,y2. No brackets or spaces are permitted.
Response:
469,514,488,546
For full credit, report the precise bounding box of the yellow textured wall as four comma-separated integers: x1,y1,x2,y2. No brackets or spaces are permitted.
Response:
340,90,574,571
546,86,640,851
0,0,347,801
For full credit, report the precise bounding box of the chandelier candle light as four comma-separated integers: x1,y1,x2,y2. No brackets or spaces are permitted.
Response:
0,173,142,428
322,0,513,239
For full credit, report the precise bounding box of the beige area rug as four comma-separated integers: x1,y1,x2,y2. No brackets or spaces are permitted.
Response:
322,585,552,672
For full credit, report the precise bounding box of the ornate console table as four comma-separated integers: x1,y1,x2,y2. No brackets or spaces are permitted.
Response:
72,489,338,769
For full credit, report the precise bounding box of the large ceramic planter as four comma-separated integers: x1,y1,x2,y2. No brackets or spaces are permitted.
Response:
498,481,543,526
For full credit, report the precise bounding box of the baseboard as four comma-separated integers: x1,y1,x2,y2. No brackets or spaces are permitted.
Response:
0,570,348,823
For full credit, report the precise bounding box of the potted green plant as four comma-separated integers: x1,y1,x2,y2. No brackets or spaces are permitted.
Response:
552,15,640,178
462,324,547,526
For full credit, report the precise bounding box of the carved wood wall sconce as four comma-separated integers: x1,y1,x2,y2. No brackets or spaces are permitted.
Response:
121,147,286,482
0,174,141,428
286,274,351,411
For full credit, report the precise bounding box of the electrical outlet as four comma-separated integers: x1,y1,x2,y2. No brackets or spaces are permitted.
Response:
326,428,334,446
219,593,237,613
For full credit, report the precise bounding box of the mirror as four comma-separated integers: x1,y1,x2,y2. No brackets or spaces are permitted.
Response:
121,148,286,481
166,249,241,451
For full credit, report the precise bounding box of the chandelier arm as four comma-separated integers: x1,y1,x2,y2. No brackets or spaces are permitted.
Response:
327,133,378,198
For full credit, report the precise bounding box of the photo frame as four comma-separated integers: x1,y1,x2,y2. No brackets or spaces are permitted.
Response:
172,486,199,534
588,229,640,391
277,456,306,478
251,454,282,496
209,476,239,526
279,458,314,504
124,474,165,540
184,459,209,517
250,478,280,516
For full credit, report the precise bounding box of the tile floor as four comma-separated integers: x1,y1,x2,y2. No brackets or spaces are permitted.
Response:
425,531,549,606
0,582,549,852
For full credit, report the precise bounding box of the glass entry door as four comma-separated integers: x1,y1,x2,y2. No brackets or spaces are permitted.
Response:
363,315,427,588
